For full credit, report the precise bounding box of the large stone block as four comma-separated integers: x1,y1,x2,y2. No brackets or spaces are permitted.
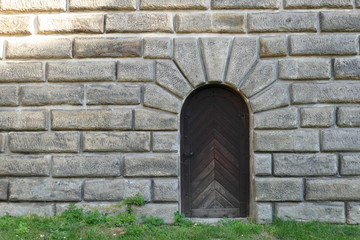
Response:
144,38,172,59
279,59,331,80
294,130,320,152
334,58,360,80
83,132,150,152
9,132,80,153
0,86,18,106
133,204,178,224
254,154,272,176
123,154,178,177
0,180,8,200
0,62,44,83
56,202,126,216
274,154,337,176
321,12,360,32
276,202,345,223
0,110,47,131
254,107,297,129
340,154,360,176
48,61,116,82
118,60,154,82
250,84,289,113
52,155,120,177
255,178,304,201
0,16,32,35
135,109,178,131
322,130,360,151
211,0,280,9
74,37,141,58
86,84,140,105
9,179,82,201
0,134,4,153
106,13,173,33
143,85,181,114
306,179,360,201
141,0,207,9
300,107,335,128
21,84,83,106
153,178,178,202
1,0,66,12
212,13,246,33
260,36,287,58
0,155,49,177
175,13,211,33
347,203,360,224
289,35,357,55
254,203,273,224
70,0,136,10
0,203,54,217
284,0,352,8
152,132,178,153
337,107,360,127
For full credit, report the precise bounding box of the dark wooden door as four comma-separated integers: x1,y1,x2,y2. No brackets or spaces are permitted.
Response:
181,85,249,218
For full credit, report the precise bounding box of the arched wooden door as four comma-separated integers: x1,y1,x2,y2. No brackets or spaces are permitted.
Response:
181,85,249,218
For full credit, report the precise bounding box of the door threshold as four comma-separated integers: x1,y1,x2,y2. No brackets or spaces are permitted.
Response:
189,217,249,225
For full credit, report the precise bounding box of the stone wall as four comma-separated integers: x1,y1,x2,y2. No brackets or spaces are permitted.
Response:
0,0,360,224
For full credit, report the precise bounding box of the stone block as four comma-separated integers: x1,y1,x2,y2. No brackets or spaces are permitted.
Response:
274,154,337,176
211,0,280,9
0,110,47,131
294,130,319,152
0,180,8,200
289,35,357,55
144,85,181,114
152,132,178,152
86,84,140,105
6,37,71,59
0,16,32,35
340,154,360,175
175,13,211,33
48,61,116,82
211,13,246,33
306,179,360,201
300,107,335,128
254,203,273,224
21,84,83,106
254,154,272,176
118,60,153,82
56,202,126,216
70,0,136,10
52,155,120,177
106,13,173,33
347,203,360,224
133,203,178,224
250,84,289,113
0,86,18,106
74,37,141,58
335,58,360,80
9,179,82,201
255,178,303,201
0,155,49,177
254,130,293,152
0,134,4,153
285,0,352,8
260,36,287,57
240,60,277,98
156,60,192,98
254,107,297,129
83,132,150,152
248,12,317,33
321,12,360,32
140,0,207,9
123,154,178,177
153,179,179,202
51,109,132,130
0,62,44,83
322,130,360,151
276,202,345,223
279,59,331,80
144,38,172,59
135,109,178,131
1,0,66,12
38,14,104,34
0,203,54,217
9,132,80,153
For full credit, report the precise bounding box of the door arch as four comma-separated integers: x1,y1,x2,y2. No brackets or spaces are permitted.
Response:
181,84,249,218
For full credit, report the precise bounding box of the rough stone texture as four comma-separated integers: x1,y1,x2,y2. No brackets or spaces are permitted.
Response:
83,132,150,152
84,179,151,201
300,107,335,128
152,132,178,152
156,60,192,98
52,155,120,177
56,202,126,216
6,37,71,59
340,154,360,176
143,85,181,114
321,12,360,32
9,132,80,153
0,155,49,177
175,13,211,33
212,13,246,33
0,110,47,131
260,36,287,57
294,130,320,152
276,203,345,223
86,84,140,105
0,203,54,217
322,130,360,151
48,61,116,82
279,59,331,80
38,14,104,34
240,61,277,98
290,35,357,55
0,16,32,35
250,84,289,113
21,85,83,106
141,0,207,9
0,86,18,106
106,13,173,33
144,38,172,59
0,62,44,83
123,154,178,177
248,12,317,33
173,38,206,87
0,134,4,153
153,179,178,202
285,0,352,8
9,179,81,201
347,203,360,224
70,0,136,10
118,60,153,82
0,180,8,200
74,37,141,58
274,154,337,176
211,0,280,9
51,109,132,130
255,178,304,201
133,203,178,224
135,109,178,130
335,58,360,80
254,107,297,129
306,179,360,201
254,154,272,176
254,203,273,224
1,0,66,12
